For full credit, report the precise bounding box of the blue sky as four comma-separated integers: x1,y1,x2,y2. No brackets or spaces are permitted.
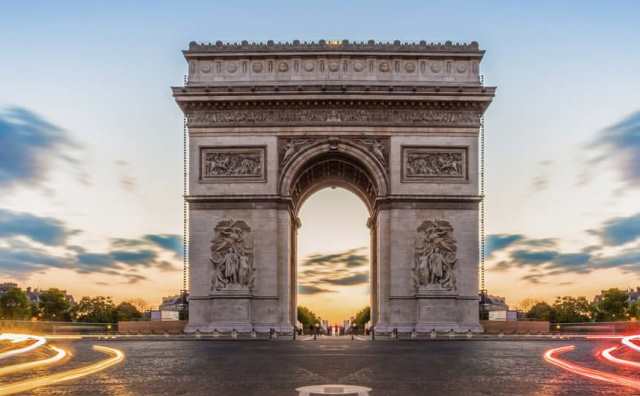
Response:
1,1,639,314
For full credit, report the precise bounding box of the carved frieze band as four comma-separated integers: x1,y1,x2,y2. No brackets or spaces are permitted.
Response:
200,146,266,183
401,146,467,183
188,108,481,128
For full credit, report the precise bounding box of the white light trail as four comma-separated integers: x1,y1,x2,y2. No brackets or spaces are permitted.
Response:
0,345,124,396
622,334,640,353
0,334,46,360
0,346,66,376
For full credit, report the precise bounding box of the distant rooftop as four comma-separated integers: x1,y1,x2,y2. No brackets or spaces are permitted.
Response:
186,39,482,54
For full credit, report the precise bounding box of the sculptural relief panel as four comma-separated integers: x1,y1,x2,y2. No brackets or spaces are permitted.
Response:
200,146,266,182
412,219,458,293
401,146,467,183
209,219,255,293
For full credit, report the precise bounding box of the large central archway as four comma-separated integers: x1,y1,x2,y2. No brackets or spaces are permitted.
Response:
175,39,495,335
281,141,387,329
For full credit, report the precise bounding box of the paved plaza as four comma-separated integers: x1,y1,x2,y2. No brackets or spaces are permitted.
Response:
0,337,633,395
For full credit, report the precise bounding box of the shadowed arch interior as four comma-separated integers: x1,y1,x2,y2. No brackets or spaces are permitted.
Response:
290,153,378,215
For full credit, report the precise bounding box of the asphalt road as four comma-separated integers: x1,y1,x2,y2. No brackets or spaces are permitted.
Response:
0,337,636,396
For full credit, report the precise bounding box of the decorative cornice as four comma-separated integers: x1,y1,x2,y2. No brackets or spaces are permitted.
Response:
186,40,482,54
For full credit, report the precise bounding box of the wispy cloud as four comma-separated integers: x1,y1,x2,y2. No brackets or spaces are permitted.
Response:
587,110,640,189
0,208,181,282
0,208,77,246
298,247,369,294
589,212,640,247
0,106,84,190
486,213,640,283
298,284,336,295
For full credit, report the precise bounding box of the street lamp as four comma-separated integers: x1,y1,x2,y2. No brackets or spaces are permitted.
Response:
314,322,320,340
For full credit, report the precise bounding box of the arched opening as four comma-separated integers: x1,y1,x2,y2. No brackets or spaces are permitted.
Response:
280,145,386,335
296,187,370,334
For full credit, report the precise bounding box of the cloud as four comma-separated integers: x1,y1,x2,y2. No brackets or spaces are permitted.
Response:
299,248,369,291
588,110,640,188
298,284,336,295
486,234,524,257
590,212,640,247
0,107,82,190
0,209,181,282
143,234,183,257
115,160,137,192
0,208,77,246
320,272,369,286
0,246,70,278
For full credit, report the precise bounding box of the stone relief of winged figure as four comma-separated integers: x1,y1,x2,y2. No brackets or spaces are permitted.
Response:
210,219,255,292
413,219,457,291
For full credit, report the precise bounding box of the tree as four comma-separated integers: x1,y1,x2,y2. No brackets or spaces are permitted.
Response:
297,306,320,330
39,288,72,321
0,287,31,320
517,298,541,313
125,298,149,313
591,288,630,322
353,306,370,329
74,296,116,323
526,302,555,322
553,296,591,323
115,302,142,322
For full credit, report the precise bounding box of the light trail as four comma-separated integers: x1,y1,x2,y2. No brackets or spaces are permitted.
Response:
0,334,46,360
0,346,66,376
0,345,124,396
544,345,640,391
601,346,640,369
622,334,640,353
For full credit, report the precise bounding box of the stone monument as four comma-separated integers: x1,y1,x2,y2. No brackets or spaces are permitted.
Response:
173,39,495,334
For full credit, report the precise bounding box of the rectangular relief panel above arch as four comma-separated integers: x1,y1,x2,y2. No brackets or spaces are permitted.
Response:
400,146,468,183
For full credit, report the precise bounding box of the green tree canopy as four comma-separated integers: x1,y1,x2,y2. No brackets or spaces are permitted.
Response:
74,296,116,323
591,288,630,322
0,287,31,320
115,301,143,322
526,302,555,322
39,288,72,321
553,296,591,323
353,306,370,328
297,306,320,330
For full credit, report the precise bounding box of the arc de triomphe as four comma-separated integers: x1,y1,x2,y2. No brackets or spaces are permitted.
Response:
173,40,495,334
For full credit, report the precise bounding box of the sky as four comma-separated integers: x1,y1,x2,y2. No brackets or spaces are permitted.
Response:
1,1,640,321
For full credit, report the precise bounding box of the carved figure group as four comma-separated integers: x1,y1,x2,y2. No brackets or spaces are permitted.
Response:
406,152,463,177
204,152,262,177
210,219,254,291
413,220,457,290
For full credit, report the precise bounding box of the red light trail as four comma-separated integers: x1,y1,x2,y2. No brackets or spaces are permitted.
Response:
544,334,640,392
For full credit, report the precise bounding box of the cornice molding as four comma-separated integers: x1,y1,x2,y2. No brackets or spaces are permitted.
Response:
185,39,483,55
